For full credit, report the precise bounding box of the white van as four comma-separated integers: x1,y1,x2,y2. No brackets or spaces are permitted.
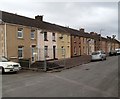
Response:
0,56,21,73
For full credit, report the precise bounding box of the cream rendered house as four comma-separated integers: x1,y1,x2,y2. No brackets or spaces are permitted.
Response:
0,11,38,62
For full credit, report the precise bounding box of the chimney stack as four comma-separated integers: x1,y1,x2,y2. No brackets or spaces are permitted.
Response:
90,32,99,35
35,15,43,21
79,28,84,32
90,32,94,35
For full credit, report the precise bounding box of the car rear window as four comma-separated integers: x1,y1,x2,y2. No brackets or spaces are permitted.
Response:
0,56,8,62
2,57,8,62
92,52,100,55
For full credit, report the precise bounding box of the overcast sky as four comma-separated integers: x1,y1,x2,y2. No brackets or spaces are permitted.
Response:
0,0,119,39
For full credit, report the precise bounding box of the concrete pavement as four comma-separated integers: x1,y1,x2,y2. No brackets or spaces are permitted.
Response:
30,55,92,71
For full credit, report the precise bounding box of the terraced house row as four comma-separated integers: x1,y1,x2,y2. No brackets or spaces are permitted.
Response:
0,11,120,63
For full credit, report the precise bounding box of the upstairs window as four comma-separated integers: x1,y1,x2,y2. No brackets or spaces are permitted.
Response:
59,34,63,39
18,27,23,38
44,32,48,41
52,33,56,41
31,29,35,39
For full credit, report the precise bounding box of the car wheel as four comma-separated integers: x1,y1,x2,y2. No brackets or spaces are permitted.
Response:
2,67,5,74
104,57,106,60
101,57,104,61
14,71,18,74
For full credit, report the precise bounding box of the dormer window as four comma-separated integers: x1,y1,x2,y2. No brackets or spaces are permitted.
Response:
18,27,23,38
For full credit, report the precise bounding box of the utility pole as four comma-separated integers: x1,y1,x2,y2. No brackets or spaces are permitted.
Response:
112,35,116,50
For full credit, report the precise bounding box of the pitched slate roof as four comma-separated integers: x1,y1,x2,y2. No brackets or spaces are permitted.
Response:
1,10,120,42
1,11,92,38
1,11,66,32
1,11,59,32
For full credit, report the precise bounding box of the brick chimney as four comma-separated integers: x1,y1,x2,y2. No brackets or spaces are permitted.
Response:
90,32,95,35
35,15,43,21
90,32,99,36
79,28,84,32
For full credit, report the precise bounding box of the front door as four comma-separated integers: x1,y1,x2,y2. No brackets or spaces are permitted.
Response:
53,46,56,59
31,45,36,62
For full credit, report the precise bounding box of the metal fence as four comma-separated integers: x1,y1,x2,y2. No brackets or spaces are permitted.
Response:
18,58,31,69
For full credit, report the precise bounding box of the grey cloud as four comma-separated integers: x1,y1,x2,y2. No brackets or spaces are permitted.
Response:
0,1,118,38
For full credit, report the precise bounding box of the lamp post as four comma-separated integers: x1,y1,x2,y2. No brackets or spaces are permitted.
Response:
112,35,116,50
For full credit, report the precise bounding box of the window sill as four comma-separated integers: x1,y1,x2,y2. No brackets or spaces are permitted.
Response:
45,56,49,58
18,37,24,40
18,57,23,59
44,39,48,41
31,38,36,40
52,40,56,42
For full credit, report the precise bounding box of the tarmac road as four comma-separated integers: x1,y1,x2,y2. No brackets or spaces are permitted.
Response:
2,56,118,97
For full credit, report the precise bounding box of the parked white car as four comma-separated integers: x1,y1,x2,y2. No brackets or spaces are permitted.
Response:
91,51,106,61
115,48,120,55
0,56,21,73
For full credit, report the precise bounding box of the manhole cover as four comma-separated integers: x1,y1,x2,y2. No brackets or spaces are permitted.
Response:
85,68,90,70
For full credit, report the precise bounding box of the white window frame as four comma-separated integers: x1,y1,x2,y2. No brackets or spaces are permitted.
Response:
18,28,23,38
18,47,23,59
31,30,35,39
52,33,56,41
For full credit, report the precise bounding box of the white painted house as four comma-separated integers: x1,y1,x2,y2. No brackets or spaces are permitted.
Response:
37,29,57,61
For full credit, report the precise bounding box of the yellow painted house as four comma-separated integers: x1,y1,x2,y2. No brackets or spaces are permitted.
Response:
57,32,71,59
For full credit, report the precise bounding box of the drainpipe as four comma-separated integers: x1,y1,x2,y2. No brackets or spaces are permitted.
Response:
4,23,7,57
37,29,40,61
